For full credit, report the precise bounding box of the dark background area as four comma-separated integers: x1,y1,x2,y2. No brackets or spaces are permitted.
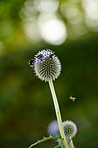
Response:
0,0,98,148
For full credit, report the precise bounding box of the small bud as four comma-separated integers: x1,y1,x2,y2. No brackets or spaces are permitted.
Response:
63,120,77,138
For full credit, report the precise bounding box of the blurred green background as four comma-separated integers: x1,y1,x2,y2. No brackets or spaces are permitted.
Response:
0,0,98,148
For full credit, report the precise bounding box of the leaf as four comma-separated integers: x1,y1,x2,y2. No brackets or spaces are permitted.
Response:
28,135,63,148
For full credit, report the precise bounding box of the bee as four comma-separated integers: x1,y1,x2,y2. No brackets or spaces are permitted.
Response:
50,53,54,60
36,53,43,59
28,59,35,67
69,96,76,102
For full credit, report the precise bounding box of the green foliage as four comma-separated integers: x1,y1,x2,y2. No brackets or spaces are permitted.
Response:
28,135,63,148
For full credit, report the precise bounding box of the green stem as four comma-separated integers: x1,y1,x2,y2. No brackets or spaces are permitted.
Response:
70,140,74,148
68,137,74,148
48,78,68,148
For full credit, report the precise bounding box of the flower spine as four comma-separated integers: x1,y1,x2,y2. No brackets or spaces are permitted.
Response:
29,49,61,82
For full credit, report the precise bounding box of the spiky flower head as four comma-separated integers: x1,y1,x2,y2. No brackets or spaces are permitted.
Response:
29,49,61,82
63,120,77,138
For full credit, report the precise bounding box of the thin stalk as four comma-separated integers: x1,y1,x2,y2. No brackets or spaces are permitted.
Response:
70,140,74,148
48,78,68,148
68,137,74,148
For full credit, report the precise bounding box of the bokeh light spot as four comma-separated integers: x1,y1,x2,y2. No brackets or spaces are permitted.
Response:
60,2,83,24
33,0,59,14
39,16,67,45
82,0,98,30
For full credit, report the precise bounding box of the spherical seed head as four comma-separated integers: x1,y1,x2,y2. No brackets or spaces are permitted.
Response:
33,49,61,82
63,120,77,138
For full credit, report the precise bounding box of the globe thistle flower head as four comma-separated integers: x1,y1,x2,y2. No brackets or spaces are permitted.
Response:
29,49,61,82
63,120,77,138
